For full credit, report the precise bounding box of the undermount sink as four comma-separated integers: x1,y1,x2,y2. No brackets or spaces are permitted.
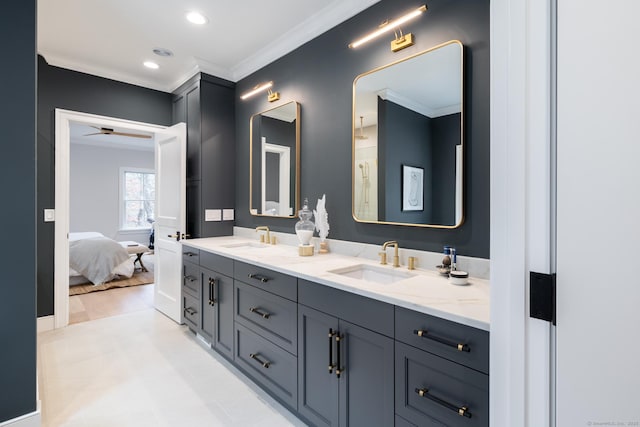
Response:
328,264,415,284
221,242,268,249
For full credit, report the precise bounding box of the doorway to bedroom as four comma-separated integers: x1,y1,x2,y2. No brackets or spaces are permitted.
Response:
67,121,157,323
54,110,186,328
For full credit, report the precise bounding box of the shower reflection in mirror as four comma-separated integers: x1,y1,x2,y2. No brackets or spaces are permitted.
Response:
354,114,378,221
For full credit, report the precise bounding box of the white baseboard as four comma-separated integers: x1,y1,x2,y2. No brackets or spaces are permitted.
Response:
0,408,41,427
37,315,54,333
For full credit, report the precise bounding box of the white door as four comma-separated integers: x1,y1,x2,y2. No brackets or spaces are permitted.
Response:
154,122,186,323
556,1,640,424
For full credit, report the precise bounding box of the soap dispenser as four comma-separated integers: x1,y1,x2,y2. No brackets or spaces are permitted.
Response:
295,198,315,256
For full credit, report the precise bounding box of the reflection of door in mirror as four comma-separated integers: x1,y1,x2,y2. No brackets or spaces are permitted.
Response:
250,101,299,218
262,138,291,216
353,40,463,228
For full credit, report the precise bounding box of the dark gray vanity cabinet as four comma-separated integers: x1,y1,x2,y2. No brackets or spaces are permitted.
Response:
199,251,234,360
172,73,235,239
232,261,299,411
297,280,395,427
181,246,235,360
395,307,489,426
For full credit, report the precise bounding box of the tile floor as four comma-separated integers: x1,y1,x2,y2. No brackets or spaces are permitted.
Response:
38,309,307,426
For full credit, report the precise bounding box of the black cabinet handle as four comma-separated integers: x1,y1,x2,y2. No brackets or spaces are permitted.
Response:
248,273,270,283
249,307,271,319
335,333,343,378
413,329,470,352
183,275,196,283
414,388,472,418
249,353,271,368
184,251,197,257
208,278,216,306
184,307,197,316
328,329,337,374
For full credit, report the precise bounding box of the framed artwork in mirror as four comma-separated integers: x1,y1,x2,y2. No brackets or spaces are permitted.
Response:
402,165,424,211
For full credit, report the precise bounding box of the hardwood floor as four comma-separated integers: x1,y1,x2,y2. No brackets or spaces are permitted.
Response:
69,283,154,324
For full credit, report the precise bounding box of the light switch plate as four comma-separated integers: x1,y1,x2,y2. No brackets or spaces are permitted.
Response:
44,209,55,222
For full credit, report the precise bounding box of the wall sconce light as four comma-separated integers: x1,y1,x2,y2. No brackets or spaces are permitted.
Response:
240,81,280,102
348,5,427,52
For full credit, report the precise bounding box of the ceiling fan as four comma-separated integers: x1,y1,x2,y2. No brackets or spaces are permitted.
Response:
84,126,152,139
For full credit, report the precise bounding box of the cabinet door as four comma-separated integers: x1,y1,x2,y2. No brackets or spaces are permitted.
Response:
200,267,234,359
298,305,339,427
213,272,234,360
184,82,201,181
200,268,215,343
338,320,394,427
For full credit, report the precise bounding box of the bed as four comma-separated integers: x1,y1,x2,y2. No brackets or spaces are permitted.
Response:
69,232,134,286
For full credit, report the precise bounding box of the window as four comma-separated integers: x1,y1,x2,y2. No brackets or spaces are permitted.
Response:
121,168,155,230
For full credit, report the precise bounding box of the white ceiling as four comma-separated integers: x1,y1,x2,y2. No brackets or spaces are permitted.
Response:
38,0,379,93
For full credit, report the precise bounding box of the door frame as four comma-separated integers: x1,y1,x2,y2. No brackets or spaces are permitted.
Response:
490,0,556,425
53,109,168,328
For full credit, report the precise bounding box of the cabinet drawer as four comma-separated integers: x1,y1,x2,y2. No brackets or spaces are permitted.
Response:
200,251,233,277
395,342,489,427
395,306,489,374
235,281,297,355
234,323,297,410
183,292,200,331
298,279,394,338
182,246,200,264
234,261,297,301
182,261,201,298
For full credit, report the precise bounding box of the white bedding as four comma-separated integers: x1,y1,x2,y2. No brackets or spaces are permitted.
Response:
69,232,134,285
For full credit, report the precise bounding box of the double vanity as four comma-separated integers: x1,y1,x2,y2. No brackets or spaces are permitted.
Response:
181,234,489,426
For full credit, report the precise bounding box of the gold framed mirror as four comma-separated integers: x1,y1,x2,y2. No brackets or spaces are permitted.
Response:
352,40,463,228
250,101,300,218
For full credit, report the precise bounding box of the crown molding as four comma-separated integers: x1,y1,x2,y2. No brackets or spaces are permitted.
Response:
230,0,380,81
39,52,174,93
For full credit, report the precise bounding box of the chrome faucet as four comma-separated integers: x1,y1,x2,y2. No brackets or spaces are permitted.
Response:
382,240,400,267
255,226,270,243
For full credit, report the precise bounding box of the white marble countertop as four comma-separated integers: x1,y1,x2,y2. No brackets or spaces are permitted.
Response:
182,236,490,331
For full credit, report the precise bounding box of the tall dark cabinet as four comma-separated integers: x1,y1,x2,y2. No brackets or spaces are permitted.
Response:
172,73,236,239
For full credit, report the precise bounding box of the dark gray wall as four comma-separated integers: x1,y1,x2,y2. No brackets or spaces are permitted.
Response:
37,56,172,316
1,1,37,422
235,0,490,258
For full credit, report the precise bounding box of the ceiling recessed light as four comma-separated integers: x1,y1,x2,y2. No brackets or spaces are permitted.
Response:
153,48,173,57
143,61,159,69
186,11,208,25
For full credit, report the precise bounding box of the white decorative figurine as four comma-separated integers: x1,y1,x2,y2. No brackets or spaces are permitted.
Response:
314,194,330,253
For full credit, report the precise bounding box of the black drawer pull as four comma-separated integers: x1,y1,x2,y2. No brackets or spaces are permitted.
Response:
249,307,271,319
414,329,470,352
415,388,472,418
249,353,271,368
184,252,197,257
184,307,197,316
248,273,270,283
183,275,197,283
208,278,216,306
328,329,337,374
